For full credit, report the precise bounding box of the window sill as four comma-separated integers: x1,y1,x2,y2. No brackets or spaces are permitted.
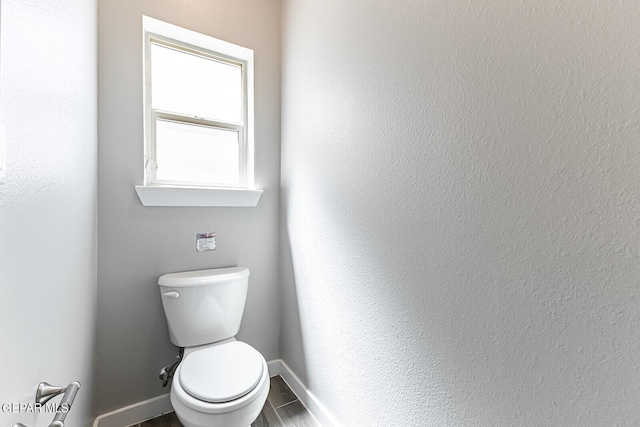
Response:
135,185,263,207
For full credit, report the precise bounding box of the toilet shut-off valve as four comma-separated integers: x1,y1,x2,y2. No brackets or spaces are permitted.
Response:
159,348,184,387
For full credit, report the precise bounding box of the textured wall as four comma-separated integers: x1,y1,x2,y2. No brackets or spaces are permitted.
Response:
0,0,97,425
280,0,640,425
97,0,281,414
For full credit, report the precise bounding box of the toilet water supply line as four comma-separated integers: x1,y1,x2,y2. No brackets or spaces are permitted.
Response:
159,348,184,387
12,381,81,427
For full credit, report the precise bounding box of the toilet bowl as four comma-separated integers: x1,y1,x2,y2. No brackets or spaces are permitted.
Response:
170,341,270,427
158,267,269,427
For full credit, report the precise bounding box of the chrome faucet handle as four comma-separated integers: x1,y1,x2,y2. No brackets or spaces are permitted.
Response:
36,382,68,405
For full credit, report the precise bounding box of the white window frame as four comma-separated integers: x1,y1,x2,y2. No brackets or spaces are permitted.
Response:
136,16,261,207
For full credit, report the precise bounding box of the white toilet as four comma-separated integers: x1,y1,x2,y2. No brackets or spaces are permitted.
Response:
158,266,269,427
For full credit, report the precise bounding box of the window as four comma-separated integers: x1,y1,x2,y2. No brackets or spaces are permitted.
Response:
136,16,261,207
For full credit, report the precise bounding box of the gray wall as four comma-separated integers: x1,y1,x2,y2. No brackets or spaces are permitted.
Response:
0,0,97,425
281,0,640,425
97,0,281,414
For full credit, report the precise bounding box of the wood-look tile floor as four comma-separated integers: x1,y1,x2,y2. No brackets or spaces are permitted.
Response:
133,375,319,427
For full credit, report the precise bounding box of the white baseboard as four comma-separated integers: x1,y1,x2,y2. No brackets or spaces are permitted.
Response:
94,359,338,427
267,359,339,427
92,393,172,427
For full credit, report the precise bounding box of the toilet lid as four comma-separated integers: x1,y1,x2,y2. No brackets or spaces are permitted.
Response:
179,341,264,403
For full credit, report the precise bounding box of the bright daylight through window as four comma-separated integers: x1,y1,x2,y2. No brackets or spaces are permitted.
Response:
137,16,261,207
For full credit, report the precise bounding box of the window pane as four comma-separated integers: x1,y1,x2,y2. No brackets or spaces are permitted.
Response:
155,119,240,186
151,42,242,123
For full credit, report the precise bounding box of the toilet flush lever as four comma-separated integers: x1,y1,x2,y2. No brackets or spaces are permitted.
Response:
163,291,180,299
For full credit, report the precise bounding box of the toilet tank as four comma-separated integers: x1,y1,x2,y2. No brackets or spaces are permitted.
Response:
158,267,250,347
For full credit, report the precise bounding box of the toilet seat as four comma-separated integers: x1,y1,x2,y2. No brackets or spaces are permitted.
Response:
179,341,264,403
171,340,270,420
